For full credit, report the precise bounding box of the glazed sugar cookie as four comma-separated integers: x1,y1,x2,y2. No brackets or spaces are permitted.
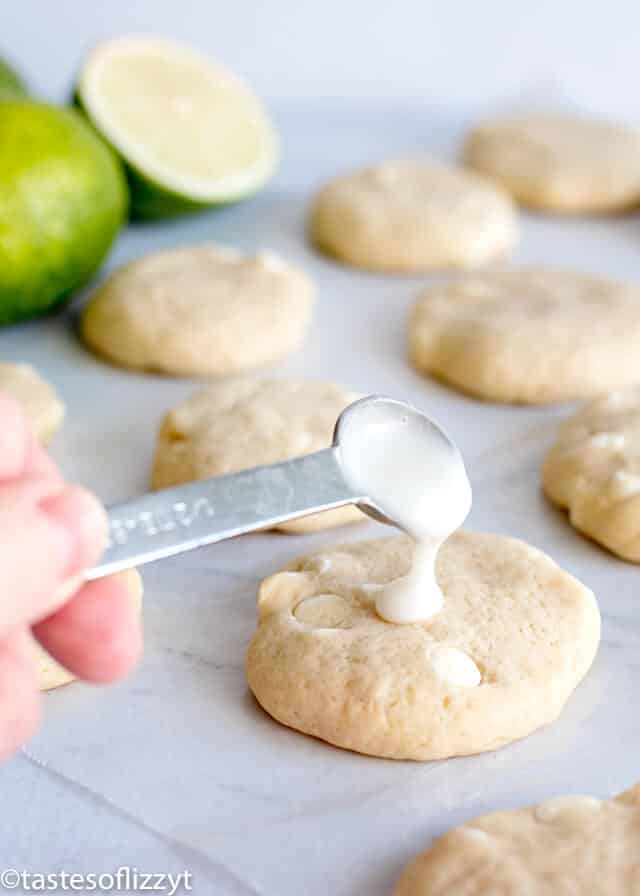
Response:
463,113,640,212
543,387,640,562
0,362,64,443
81,244,314,376
152,378,363,533
394,784,640,895
409,269,640,404
309,159,517,272
33,570,143,691
246,532,599,760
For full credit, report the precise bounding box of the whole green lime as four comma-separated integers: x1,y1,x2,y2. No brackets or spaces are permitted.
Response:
0,100,128,324
0,58,27,98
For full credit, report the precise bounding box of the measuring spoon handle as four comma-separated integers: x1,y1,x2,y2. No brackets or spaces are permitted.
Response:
85,448,357,581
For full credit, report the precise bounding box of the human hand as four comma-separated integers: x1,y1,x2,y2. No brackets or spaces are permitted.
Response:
0,393,142,760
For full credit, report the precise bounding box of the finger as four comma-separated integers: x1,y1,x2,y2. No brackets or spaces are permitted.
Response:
0,630,41,760
0,483,107,633
0,478,72,632
38,486,107,586
0,393,30,481
33,573,143,684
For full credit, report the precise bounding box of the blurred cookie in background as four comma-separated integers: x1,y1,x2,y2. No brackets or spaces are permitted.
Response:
152,378,364,533
0,362,64,443
309,159,517,272
409,269,640,404
81,244,314,377
543,387,640,562
463,113,640,213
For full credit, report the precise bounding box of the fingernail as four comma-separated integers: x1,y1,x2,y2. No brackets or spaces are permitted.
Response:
40,486,107,576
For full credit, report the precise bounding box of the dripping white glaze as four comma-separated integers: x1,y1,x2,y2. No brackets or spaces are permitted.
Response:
339,400,471,624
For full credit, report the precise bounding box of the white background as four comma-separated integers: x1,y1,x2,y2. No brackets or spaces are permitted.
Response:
5,0,640,120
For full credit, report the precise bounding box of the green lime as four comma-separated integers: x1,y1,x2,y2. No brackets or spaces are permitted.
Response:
75,36,278,219
0,57,27,98
0,100,128,324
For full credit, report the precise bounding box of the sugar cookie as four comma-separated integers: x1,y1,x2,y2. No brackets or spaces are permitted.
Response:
246,532,599,760
152,378,363,533
309,159,517,272
409,269,640,404
0,362,64,443
81,245,314,376
543,387,640,561
394,784,640,895
463,113,640,212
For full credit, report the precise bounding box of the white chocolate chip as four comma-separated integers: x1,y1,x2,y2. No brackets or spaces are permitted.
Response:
460,826,490,843
588,432,625,450
535,795,602,822
291,429,313,454
603,390,627,407
609,469,640,499
255,250,286,271
294,594,349,627
315,556,333,574
430,646,481,687
359,583,384,594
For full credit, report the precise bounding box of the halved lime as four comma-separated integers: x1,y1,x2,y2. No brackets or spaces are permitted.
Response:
0,57,28,98
75,36,278,219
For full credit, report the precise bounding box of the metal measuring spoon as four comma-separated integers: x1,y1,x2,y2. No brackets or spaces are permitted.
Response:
85,396,457,580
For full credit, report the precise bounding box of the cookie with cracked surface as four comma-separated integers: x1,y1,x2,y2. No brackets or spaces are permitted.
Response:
309,159,517,272
0,362,64,443
394,784,640,894
463,113,640,212
246,532,599,760
409,269,640,404
152,378,364,533
543,387,640,562
81,244,314,376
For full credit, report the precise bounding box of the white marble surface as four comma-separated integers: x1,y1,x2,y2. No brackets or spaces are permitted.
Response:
1,106,640,894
